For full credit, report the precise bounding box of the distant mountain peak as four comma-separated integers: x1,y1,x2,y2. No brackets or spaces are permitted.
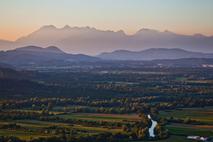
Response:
14,46,64,54
116,30,126,35
62,25,71,30
135,28,160,35
163,30,177,35
138,28,159,32
136,28,178,36
144,48,186,52
193,33,206,38
45,46,64,53
39,25,57,30
15,46,43,51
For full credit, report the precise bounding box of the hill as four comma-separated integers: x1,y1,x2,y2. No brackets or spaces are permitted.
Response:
0,46,99,67
98,48,213,61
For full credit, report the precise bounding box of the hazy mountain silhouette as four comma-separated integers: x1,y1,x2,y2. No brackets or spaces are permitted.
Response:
0,39,14,50
98,48,213,60
0,25,213,55
0,46,99,66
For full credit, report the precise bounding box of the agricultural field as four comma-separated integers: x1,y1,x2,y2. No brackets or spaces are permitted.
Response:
0,118,122,140
159,107,213,124
1,108,212,141
166,124,213,136
158,107,213,141
58,113,140,122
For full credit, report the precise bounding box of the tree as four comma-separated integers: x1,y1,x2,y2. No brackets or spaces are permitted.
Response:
154,124,169,139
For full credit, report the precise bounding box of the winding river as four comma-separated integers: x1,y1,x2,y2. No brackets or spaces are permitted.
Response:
148,114,158,137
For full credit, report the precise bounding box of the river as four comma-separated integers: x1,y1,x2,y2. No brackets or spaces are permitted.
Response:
148,114,158,137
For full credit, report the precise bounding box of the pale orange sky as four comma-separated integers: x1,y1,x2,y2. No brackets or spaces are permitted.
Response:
0,0,213,41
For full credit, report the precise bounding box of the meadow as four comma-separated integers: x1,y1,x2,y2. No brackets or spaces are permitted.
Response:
158,107,213,141
159,107,213,124
58,113,140,122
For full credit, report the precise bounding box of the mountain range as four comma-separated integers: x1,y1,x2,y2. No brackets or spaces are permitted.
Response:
0,46,213,69
98,48,213,60
0,25,213,55
0,46,98,67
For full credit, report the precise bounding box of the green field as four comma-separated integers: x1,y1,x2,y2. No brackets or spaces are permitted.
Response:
0,112,139,140
166,124,213,136
159,107,213,124
0,118,122,140
17,119,121,132
58,113,139,122
0,107,212,141
159,107,213,141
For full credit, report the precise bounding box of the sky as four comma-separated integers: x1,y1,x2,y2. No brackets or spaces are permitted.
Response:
0,0,213,41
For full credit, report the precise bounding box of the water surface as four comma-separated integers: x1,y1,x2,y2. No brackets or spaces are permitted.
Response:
148,114,158,137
